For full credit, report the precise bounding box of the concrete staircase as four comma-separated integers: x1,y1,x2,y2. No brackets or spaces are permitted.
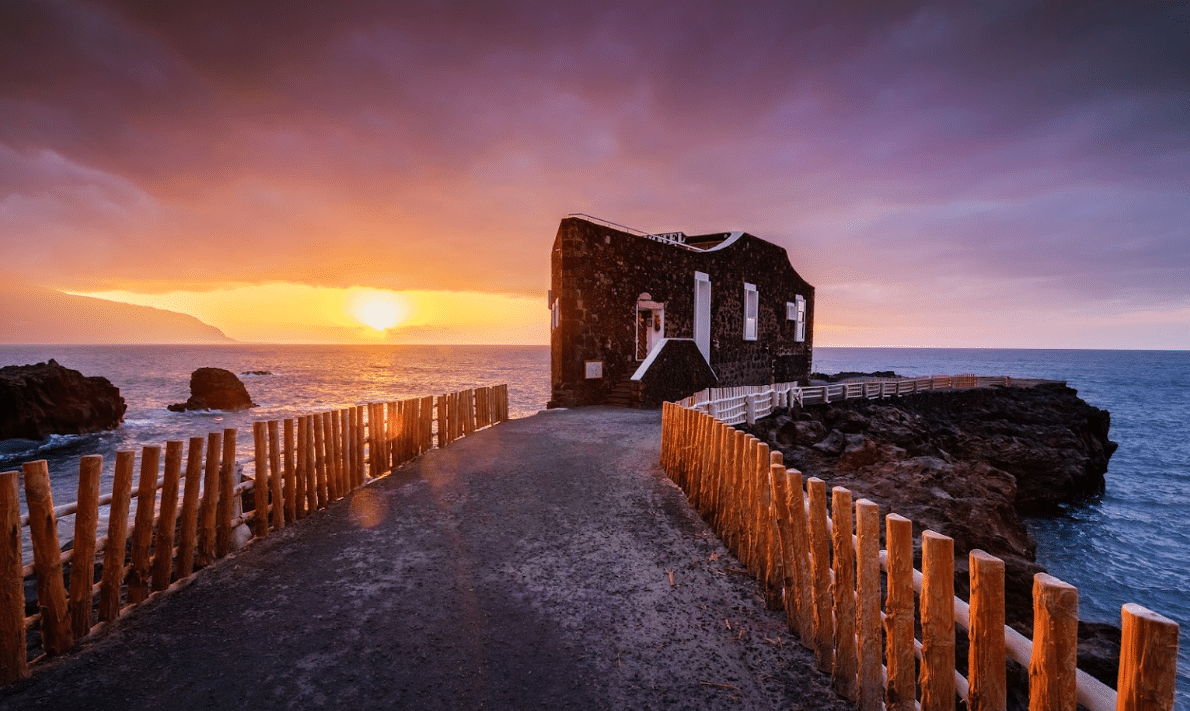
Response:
604,378,642,408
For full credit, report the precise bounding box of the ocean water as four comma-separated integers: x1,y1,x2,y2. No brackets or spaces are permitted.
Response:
1,344,1186,705
814,347,1190,708
0,344,551,517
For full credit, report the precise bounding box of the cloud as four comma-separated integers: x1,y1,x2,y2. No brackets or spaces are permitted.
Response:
1,0,1188,345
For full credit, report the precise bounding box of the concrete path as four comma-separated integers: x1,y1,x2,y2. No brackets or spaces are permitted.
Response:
1,407,851,710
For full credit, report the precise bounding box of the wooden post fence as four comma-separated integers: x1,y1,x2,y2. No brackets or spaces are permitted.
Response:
1,384,511,675
657,400,1181,711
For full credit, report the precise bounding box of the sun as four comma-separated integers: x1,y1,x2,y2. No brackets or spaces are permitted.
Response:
348,291,407,332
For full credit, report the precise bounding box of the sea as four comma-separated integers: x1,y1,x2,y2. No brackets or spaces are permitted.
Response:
1,344,1186,706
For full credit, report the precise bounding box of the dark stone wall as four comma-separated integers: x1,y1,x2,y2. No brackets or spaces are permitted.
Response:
550,217,814,407
637,339,719,408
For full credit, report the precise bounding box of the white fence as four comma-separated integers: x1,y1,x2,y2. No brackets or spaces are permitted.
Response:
676,374,1007,425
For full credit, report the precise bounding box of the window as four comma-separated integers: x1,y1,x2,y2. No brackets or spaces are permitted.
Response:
551,299,559,330
795,295,806,342
787,295,806,342
694,272,711,363
743,283,758,341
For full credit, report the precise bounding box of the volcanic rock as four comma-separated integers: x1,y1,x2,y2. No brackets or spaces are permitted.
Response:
168,367,257,412
0,360,126,440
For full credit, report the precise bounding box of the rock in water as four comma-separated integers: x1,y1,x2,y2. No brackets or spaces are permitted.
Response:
168,367,257,412
0,359,126,440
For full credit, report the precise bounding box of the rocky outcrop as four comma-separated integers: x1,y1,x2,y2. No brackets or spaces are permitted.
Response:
168,368,257,412
742,382,1120,695
0,360,126,440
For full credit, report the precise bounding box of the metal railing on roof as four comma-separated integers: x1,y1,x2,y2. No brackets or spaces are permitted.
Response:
567,213,703,252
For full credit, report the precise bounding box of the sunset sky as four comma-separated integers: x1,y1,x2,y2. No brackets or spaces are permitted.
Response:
1,1,1187,347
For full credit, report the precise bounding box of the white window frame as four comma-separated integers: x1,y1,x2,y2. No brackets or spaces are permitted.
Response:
694,272,711,363
743,282,758,341
788,295,806,342
795,295,806,342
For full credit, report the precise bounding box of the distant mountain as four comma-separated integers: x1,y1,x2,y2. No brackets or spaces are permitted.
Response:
0,283,233,344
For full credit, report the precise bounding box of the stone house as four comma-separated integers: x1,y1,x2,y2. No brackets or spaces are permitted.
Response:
548,214,814,408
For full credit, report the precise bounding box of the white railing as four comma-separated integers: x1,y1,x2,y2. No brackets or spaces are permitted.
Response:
676,374,1002,426
567,212,703,252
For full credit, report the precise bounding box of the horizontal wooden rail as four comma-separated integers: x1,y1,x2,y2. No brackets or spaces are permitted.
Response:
1,384,510,681
660,401,1180,711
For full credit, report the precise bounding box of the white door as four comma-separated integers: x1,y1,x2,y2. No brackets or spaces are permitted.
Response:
636,301,665,360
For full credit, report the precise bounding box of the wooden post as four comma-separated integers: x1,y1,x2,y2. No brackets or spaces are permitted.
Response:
769,463,798,635
252,422,270,538
1030,573,1079,711
309,414,322,507
126,445,161,605
308,415,323,509
724,423,742,546
99,451,135,621
385,400,395,471
366,404,377,477
736,435,755,570
855,499,882,711
338,408,350,492
382,401,392,470
329,411,342,499
452,392,461,441
806,477,834,673
785,468,814,645
352,406,362,484
339,409,351,491
437,395,447,447
176,437,205,578
331,410,344,497
0,471,28,682
313,413,329,506
747,436,764,573
465,389,476,436
402,400,412,462
884,513,916,711
283,418,297,523
831,486,858,702
215,428,237,558
321,411,334,500
268,420,284,530
151,442,184,593
294,416,307,519
22,460,73,654
318,412,332,502
1116,603,1179,711
70,455,103,636
196,431,222,568
968,550,1006,711
659,403,671,471
707,422,727,532
921,530,956,711
357,405,367,483
759,447,782,609
425,395,435,449
340,408,352,490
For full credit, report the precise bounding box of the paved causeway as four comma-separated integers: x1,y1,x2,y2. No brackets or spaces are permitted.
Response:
1,407,850,711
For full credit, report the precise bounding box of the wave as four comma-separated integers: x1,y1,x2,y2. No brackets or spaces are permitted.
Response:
0,431,109,466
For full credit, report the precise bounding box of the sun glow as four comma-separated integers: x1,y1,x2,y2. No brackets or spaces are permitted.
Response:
70,283,547,344
348,290,407,331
